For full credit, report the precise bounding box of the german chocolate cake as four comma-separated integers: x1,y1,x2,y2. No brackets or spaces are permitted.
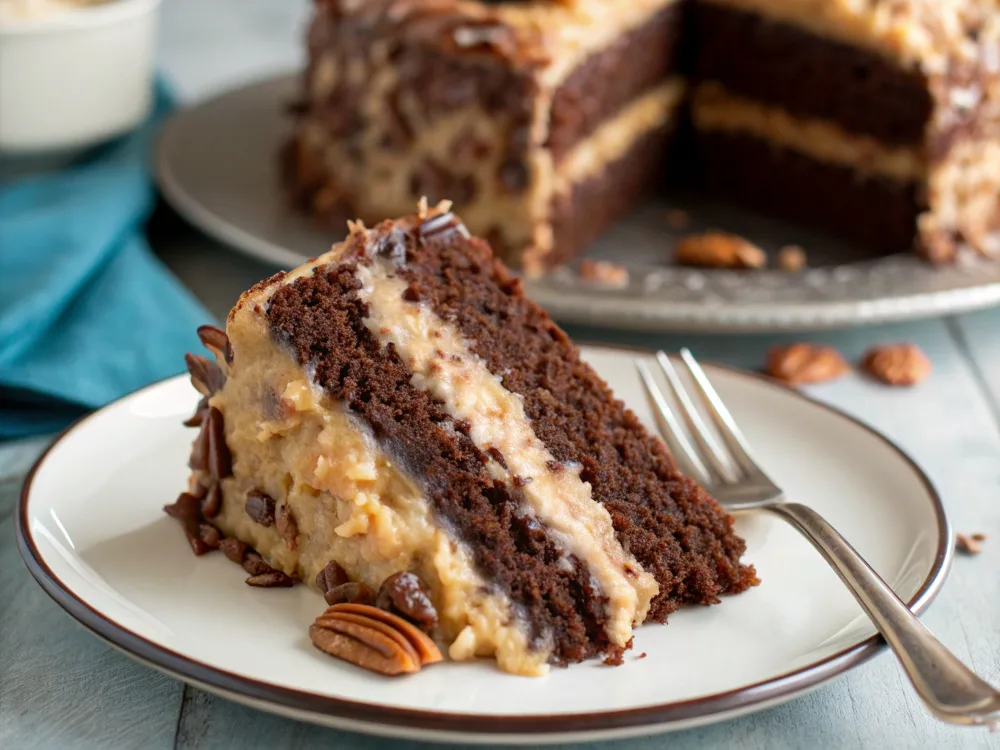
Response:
284,0,1000,272
170,205,757,675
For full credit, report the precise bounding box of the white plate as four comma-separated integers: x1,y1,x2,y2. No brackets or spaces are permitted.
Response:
17,347,950,744
154,74,1000,333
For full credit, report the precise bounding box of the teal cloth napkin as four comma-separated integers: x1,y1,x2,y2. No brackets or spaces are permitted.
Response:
0,85,212,439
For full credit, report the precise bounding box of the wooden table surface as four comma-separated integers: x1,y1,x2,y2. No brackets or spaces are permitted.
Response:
2,1,998,747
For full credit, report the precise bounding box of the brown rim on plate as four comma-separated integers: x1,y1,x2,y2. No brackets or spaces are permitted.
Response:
15,357,953,738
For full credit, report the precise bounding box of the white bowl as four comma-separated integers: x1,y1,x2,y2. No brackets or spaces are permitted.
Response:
0,0,161,154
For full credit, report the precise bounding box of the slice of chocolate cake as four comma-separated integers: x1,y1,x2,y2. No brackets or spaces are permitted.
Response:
283,0,686,274
175,204,757,675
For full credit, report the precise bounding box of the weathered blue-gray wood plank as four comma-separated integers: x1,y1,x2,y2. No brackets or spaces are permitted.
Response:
951,308,1000,415
0,473,183,750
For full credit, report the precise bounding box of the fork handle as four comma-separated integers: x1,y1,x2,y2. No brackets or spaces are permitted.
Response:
765,501,1000,727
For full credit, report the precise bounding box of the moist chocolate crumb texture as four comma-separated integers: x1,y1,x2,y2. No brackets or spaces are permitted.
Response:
176,205,758,676
285,0,1000,270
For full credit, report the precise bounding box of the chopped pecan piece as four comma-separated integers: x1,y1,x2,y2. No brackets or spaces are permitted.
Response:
777,245,807,272
860,343,931,386
164,493,213,556
766,344,851,386
218,537,248,564
316,560,350,594
578,260,629,288
275,503,298,550
242,552,272,577
376,572,438,631
246,570,295,588
197,325,233,366
205,407,232,481
324,582,377,607
665,208,690,230
184,353,225,397
201,483,222,519
245,490,276,526
675,232,766,269
956,533,986,555
198,523,221,549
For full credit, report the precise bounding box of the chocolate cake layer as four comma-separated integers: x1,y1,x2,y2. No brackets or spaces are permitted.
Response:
696,129,923,255
547,2,683,163
691,1,933,146
390,222,758,621
549,124,673,269
265,260,613,665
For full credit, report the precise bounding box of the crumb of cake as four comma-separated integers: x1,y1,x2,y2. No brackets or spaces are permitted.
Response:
860,343,931,386
765,344,851,386
636,652,647,660
602,651,625,666
956,533,986,555
676,232,766,269
665,208,690,230
578,259,629,288
777,245,807,272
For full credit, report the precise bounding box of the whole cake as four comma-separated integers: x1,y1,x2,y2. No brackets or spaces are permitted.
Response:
170,204,757,675
283,0,1000,271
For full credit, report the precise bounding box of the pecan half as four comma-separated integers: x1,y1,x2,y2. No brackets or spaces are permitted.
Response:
376,572,438,631
309,622,417,676
766,344,851,386
310,604,442,675
860,343,931,386
675,232,766,269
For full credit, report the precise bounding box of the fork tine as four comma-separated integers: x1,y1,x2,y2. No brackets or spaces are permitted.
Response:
677,348,762,478
636,360,713,486
655,351,739,484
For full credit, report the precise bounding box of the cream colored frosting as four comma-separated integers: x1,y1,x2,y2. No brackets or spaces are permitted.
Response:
556,78,685,193
692,82,927,181
478,0,683,88
353,250,658,647
213,273,548,676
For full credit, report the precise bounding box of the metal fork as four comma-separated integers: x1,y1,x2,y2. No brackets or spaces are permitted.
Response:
637,348,1000,728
